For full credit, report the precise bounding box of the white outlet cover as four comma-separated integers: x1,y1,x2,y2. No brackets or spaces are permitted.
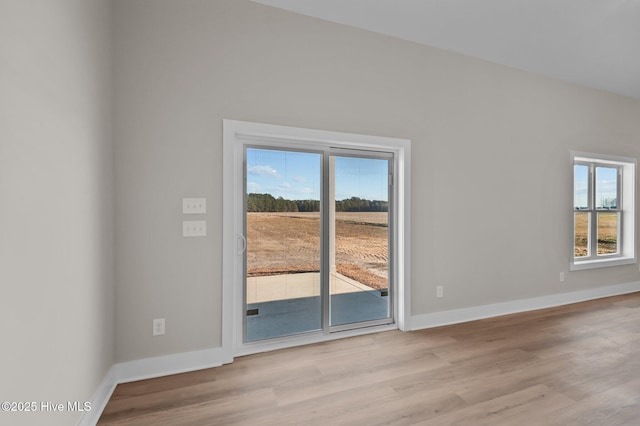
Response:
153,318,165,336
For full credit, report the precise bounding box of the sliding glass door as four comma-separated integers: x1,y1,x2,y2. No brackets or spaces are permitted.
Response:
330,153,391,328
245,148,323,341
244,146,393,342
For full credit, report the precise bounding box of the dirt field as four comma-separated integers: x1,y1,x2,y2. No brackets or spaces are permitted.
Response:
574,212,618,256
246,212,388,289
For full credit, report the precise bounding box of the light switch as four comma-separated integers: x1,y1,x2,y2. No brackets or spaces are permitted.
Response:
183,198,206,214
183,220,207,237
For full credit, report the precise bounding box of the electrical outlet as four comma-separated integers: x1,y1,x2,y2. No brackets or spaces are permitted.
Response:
436,285,443,298
560,272,565,282
183,198,206,214
183,220,207,237
153,318,165,336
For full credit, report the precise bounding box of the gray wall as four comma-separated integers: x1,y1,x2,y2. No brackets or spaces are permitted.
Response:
112,0,640,362
0,1,114,425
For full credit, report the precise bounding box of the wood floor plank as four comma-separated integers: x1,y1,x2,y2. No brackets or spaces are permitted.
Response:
324,386,466,426
99,292,640,425
272,351,449,407
245,383,402,426
544,377,640,426
416,384,574,426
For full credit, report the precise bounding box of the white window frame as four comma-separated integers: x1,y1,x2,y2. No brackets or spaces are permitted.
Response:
571,151,636,271
222,120,411,361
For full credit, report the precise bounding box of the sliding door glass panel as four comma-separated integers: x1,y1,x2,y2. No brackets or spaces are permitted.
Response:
245,148,322,341
330,155,391,326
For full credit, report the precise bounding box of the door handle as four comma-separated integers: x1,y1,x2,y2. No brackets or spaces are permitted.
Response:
237,233,247,255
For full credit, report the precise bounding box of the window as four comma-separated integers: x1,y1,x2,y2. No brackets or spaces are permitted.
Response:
571,152,636,271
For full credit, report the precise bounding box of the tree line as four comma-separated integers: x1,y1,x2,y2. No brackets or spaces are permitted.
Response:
247,193,388,212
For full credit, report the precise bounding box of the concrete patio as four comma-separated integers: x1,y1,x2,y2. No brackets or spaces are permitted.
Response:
246,272,389,341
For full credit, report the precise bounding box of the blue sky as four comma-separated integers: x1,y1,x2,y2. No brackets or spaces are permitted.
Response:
246,148,389,201
574,165,618,209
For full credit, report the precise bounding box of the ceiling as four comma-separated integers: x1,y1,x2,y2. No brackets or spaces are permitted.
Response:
252,0,640,100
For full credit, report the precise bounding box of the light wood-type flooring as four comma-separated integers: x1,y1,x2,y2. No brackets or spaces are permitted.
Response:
99,292,640,425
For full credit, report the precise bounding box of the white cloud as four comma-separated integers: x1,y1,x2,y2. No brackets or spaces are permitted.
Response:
248,165,279,177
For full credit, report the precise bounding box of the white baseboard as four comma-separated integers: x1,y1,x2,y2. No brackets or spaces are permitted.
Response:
112,346,227,384
78,366,117,426
79,346,228,425
410,281,640,331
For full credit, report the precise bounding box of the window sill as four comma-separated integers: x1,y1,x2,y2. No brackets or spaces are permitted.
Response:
570,256,636,271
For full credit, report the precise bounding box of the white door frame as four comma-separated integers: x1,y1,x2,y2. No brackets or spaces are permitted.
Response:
222,120,411,361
